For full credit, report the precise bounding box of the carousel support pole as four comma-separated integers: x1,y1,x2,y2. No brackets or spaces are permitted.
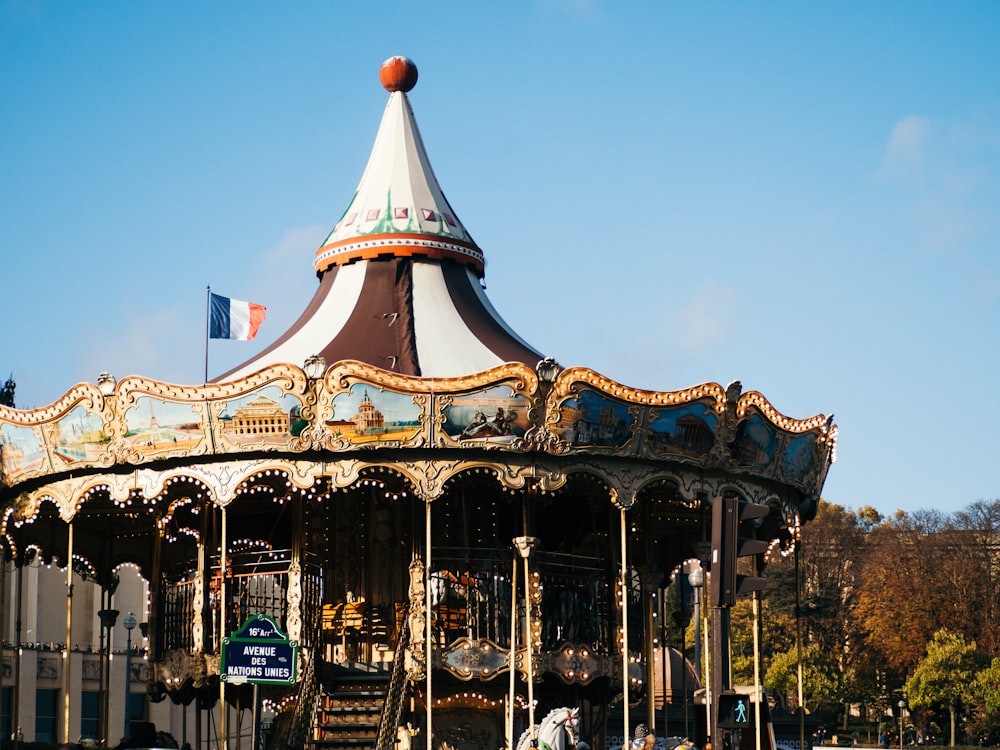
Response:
508,556,517,749
0,549,4,750
664,588,673,738
62,521,74,744
220,505,229,750
640,568,657,735
286,494,304,644
513,536,537,747
0,544,5,741
425,499,432,750
620,507,630,743
12,559,23,750
148,516,163,665
194,516,206,652
795,538,805,750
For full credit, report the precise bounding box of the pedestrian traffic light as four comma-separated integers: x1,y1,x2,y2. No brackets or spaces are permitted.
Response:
717,693,753,729
709,495,769,607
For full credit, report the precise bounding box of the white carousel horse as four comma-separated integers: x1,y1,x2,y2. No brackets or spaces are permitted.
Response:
515,706,581,750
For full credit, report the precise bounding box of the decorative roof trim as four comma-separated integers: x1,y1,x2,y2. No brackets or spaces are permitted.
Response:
314,233,485,275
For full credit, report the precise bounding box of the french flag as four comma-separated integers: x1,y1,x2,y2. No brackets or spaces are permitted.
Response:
209,293,267,340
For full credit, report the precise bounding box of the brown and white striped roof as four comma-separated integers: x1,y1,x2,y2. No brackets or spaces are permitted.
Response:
221,56,544,381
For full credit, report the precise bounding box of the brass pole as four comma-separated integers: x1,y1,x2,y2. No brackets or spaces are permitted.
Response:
508,556,517,748
425,500,432,750
62,522,74,743
513,537,538,745
220,506,228,750
620,508,630,742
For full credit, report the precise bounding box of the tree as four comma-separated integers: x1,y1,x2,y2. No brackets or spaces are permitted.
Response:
969,657,1000,743
0,374,14,407
854,510,953,679
947,500,1000,656
765,644,844,714
767,501,873,727
906,629,986,747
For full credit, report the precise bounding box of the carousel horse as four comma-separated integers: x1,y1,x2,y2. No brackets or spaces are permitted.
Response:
515,706,581,750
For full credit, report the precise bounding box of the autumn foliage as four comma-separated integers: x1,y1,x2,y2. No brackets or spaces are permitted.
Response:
725,499,1000,743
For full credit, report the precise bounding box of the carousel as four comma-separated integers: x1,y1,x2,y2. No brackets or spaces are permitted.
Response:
0,57,835,750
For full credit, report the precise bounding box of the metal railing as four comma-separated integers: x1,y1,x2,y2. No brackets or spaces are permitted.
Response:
160,549,323,653
277,611,324,750
374,603,411,750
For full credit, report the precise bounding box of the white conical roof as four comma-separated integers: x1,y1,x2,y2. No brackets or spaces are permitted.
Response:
314,56,484,276
219,57,544,382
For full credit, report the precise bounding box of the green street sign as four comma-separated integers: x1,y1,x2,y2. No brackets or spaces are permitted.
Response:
221,614,298,685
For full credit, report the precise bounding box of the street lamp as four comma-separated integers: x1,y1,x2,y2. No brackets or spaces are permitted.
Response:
688,565,704,681
97,608,119,745
898,699,906,750
123,611,137,741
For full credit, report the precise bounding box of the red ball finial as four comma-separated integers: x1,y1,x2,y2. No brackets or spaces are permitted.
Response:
380,56,418,93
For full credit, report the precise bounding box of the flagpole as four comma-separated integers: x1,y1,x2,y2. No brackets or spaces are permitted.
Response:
205,285,211,384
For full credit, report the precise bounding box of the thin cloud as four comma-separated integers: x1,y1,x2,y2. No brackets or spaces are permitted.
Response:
874,115,992,253
243,224,329,329
74,225,329,392
670,279,735,354
878,115,931,182
80,303,198,386
539,0,603,24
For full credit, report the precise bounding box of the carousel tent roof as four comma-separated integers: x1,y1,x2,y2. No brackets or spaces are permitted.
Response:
220,56,544,381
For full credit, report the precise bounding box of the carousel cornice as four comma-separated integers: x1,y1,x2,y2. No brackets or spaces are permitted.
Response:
0,360,835,512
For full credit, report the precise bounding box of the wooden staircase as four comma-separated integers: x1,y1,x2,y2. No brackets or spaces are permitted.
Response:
313,664,391,750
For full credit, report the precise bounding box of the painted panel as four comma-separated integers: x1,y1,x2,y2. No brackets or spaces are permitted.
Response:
733,412,777,469
441,385,530,445
646,402,718,458
124,397,205,455
553,389,633,449
51,405,108,464
782,432,817,482
328,385,422,445
217,386,305,449
0,423,47,478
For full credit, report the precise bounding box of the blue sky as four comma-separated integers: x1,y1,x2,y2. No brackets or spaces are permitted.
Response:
2,1,998,518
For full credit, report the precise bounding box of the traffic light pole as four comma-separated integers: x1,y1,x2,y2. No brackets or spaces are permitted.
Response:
709,598,730,749
709,494,770,750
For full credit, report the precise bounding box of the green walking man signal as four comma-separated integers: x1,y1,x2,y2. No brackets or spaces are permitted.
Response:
717,693,752,729
709,495,769,607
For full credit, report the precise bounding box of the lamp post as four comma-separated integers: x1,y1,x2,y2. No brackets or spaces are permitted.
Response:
898,699,906,750
688,565,704,682
97,608,119,745
123,611,137,741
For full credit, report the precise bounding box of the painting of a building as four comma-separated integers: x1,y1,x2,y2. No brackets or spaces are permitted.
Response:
352,390,385,434
227,395,290,436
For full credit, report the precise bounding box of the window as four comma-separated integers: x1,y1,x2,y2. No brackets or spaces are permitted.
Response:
0,687,13,742
35,688,60,743
80,691,100,742
126,692,147,738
